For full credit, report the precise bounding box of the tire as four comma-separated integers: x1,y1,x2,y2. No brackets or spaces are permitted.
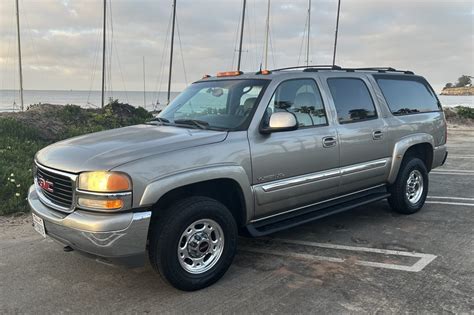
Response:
149,196,237,291
388,157,429,214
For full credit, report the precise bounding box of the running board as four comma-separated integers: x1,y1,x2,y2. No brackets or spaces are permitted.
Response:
246,187,390,237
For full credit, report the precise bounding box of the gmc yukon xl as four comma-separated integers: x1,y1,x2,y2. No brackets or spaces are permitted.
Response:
29,66,448,291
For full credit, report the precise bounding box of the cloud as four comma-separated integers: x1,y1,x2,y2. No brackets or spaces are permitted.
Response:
0,0,473,93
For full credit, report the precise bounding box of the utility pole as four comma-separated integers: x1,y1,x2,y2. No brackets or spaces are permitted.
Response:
263,0,271,69
142,56,146,109
306,0,311,66
237,0,246,71
167,0,177,104
15,0,24,111
332,0,341,66
101,0,107,108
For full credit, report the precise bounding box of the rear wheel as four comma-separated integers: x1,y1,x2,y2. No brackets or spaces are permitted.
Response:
388,157,429,214
149,196,237,291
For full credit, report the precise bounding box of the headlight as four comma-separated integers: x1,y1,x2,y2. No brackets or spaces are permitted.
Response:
78,171,132,192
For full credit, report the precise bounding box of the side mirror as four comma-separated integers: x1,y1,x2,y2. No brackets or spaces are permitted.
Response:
260,112,298,134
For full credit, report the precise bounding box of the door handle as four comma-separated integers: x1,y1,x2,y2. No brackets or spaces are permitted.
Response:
372,130,383,140
322,136,337,148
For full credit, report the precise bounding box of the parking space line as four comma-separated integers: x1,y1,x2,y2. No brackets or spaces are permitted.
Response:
447,155,474,159
430,172,474,176
241,238,437,272
425,201,474,207
428,196,474,201
432,169,474,173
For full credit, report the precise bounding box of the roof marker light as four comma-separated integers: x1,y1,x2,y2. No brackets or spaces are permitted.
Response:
216,71,243,77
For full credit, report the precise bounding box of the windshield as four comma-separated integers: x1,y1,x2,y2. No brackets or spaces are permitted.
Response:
158,79,269,130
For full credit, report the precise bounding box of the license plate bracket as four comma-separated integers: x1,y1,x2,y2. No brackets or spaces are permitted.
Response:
32,213,46,238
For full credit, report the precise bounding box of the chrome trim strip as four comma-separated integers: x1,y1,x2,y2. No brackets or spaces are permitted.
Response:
260,158,389,192
261,169,340,192
340,158,388,176
250,184,386,223
34,161,79,178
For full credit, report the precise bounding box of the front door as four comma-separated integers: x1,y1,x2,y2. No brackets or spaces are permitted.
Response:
249,78,340,219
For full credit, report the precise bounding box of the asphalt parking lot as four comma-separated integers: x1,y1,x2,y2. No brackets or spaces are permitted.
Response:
1,128,473,313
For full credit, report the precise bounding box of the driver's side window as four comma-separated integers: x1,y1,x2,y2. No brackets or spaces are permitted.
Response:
264,79,327,128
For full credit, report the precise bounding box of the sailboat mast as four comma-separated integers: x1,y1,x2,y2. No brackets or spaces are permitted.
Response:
143,56,146,108
237,0,246,71
306,0,311,66
15,0,24,111
332,0,341,66
101,0,106,108
167,0,177,104
263,0,270,69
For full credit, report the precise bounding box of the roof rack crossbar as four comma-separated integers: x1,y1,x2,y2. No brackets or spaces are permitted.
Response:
271,65,342,72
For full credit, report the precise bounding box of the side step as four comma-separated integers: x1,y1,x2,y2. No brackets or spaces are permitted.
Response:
246,187,390,237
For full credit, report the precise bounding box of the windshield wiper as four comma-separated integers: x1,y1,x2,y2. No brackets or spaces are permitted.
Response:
174,119,210,130
147,117,170,124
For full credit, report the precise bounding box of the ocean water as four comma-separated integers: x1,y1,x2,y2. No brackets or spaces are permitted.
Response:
0,89,472,112
0,90,179,112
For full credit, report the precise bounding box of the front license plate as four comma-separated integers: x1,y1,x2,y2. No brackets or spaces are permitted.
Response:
32,213,46,238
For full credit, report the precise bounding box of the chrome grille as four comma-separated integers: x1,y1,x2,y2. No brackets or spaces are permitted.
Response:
36,165,74,209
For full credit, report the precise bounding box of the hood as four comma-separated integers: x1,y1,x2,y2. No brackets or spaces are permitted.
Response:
36,124,228,173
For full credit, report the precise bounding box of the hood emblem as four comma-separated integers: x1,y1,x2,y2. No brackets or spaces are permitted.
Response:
38,177,54,193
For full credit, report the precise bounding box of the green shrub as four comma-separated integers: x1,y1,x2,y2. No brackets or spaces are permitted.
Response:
456,106,474,119
0,102,152,215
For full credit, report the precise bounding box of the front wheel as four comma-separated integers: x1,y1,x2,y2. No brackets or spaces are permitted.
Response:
149,196,237,291
388,157,429,214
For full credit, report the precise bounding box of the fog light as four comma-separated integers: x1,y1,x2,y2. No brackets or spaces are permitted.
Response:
78,198,124,210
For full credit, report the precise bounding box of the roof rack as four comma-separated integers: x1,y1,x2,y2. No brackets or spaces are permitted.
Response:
270,65,414,75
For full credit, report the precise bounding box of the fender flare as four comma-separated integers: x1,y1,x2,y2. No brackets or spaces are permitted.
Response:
139,164,254,223
387,133,434,184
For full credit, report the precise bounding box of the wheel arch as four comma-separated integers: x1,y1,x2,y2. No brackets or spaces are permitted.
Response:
387,133,434,184
140,165,253,226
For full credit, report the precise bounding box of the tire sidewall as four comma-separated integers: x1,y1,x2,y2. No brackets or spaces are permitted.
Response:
399,158,429,212
154,198,237,290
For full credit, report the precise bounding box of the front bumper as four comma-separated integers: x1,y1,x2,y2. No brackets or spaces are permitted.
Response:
28,185,151,267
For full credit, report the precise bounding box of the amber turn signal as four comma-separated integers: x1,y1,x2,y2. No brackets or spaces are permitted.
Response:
78,198,124,210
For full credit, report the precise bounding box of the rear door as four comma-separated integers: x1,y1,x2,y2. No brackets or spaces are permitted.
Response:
248,77,340,219
324,74,391,194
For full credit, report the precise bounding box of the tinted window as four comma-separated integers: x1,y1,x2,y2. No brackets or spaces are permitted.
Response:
263,79,327,127
376,77,440,115
327,78,377,123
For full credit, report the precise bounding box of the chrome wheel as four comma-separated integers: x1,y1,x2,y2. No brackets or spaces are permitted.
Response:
406,169,424,204
177,219,224,274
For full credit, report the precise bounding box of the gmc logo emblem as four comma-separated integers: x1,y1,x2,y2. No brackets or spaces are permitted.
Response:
38,177,54,193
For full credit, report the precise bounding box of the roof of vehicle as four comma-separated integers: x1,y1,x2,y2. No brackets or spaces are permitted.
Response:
196,65,416,83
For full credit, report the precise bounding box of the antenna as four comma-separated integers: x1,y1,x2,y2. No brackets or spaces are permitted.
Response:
15,0,24,111
332,0,341,66
237,0,246,71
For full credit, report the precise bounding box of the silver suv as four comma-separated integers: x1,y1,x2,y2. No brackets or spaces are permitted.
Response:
29,66,448,291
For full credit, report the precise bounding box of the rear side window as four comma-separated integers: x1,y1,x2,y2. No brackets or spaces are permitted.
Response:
375,76,440,115
327,78,377,123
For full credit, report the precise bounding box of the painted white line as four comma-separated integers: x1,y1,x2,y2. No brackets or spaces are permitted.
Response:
448,155,474,159
431,172,474,176
428,196,474,201
432,169,474,173
242,239,437,272
425,201,474,207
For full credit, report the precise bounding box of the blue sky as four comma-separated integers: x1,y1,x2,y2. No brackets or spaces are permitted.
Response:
0,0,473,92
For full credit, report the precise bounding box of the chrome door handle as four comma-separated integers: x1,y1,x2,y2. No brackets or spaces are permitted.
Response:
372,130,383,140
322,136,337,148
